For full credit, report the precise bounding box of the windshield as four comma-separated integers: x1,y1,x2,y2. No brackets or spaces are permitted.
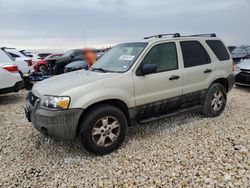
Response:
246,47,250,53
231,47,248,54
62,50,74,57
44,54,61,60
92,43,147,73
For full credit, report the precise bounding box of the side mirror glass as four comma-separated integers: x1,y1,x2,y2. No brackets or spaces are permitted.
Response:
141,64,157,76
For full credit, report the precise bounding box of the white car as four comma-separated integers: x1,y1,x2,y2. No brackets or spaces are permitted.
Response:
0,49,23,94
2,47,34,73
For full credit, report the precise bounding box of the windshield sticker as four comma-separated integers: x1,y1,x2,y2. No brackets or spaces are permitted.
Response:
122,65,128,69
119,55,135,61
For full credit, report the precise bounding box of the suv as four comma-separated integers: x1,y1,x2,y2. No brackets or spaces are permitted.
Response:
25,33,235,155
0,49,23,94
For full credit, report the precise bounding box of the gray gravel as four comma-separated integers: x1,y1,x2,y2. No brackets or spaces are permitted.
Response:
0,87,249,187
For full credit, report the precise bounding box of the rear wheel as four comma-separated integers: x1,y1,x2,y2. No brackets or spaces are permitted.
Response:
202,83,227,117
79,104,128,155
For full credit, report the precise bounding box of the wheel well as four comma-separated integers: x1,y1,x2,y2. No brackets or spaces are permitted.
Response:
212,78,229,92
76,99,131,136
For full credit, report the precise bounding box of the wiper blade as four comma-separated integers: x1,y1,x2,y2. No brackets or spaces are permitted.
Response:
91,68,107,73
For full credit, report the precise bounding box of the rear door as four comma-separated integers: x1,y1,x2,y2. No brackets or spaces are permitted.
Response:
133,42,183,118
179,40,213,104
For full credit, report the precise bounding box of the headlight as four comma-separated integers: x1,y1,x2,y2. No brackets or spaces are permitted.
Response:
40,95,70,110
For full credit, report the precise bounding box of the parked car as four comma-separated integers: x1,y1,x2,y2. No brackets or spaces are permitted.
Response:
64,60,88,73
1,47,34,73
234,59,250,86
37,53,52,60
228,46,236,53
25,33,234,155
53,49,86,74
231,46,250,63
0,49,23,94
33,54,63,72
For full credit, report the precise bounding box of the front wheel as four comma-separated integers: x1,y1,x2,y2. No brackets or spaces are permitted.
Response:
79,105,128,155
202,83,227,117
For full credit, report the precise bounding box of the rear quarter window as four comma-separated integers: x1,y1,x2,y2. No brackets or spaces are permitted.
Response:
206,40,230,61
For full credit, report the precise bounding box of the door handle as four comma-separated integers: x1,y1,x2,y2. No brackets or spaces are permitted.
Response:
204,69,212,74
169,75,180,80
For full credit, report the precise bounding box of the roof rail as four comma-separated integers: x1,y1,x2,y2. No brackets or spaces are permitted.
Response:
144,33,216,40
144,33,180,40
178,33,217,38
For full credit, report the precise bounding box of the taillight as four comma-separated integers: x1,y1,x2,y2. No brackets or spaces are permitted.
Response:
25,59,33,66
2,65,19,73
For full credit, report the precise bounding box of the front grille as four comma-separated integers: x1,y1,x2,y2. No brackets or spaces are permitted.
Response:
28,92,39,106
235,72,250,85
240,69,250,74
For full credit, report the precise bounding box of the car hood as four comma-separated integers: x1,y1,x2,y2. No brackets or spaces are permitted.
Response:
32,70,120,97
237,59,250,70
231,53,247,59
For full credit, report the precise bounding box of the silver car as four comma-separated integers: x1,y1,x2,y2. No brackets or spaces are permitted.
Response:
235,59,250,86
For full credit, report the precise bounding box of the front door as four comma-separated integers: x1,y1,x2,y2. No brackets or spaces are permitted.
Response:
133,42,183,118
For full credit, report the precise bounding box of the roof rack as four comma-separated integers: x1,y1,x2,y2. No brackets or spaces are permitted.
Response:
144,33,216,39
181,33,217,37
144,33,180,39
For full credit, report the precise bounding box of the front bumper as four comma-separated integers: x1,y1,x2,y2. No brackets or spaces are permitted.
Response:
25,92,83,141
235,71,250,86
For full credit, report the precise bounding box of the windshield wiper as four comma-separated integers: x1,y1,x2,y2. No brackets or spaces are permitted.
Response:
91,67,107,73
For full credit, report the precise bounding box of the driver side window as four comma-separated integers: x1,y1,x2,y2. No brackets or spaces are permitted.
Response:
143,42,178,73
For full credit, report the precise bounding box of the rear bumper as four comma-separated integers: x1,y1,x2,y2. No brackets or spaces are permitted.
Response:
227,74,235,91
25,95,83,141
0,80,23,95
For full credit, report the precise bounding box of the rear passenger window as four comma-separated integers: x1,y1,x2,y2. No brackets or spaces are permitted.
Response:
143,42,178,72
9,52,20,58
180,41,211,68
206,40,230,61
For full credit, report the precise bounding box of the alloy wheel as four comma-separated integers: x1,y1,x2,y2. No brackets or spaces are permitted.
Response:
92,116,120,147
211,91,224,111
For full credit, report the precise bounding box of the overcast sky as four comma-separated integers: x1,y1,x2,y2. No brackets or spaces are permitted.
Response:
0,0,249,50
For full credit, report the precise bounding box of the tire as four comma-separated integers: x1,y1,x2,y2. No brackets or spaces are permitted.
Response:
202,83,227,117
38,64,47,72
79,104,128,155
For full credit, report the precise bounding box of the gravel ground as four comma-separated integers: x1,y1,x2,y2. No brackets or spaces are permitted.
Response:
0,87,249,187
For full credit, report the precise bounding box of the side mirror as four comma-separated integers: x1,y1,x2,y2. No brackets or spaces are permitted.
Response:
141,64,157,76
71,55,75,59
